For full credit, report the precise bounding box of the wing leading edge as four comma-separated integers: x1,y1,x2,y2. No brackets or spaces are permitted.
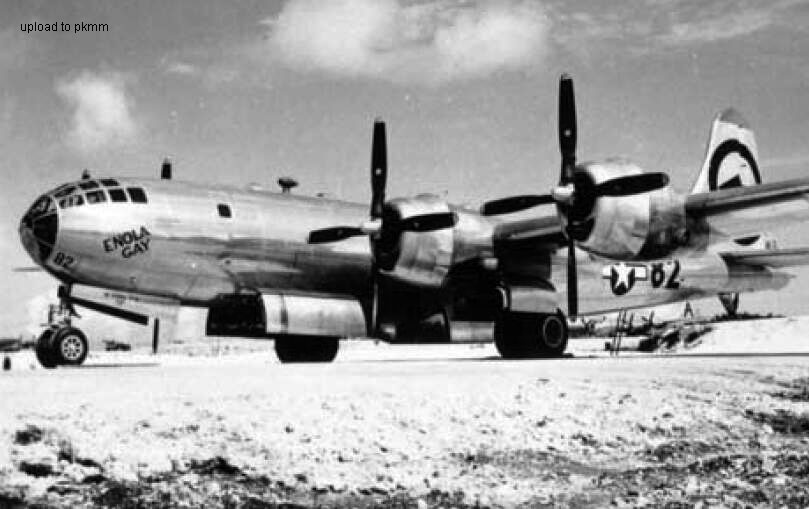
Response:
492,214,565,246
686,177,809,237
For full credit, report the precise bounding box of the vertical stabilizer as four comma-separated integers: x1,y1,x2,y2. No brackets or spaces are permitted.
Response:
693,109,763,317
691,108,760,194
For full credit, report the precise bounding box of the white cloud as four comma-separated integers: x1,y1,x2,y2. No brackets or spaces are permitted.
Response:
554,1,804,55
164,61,199,76
262,0,549,85
658,9,774,46
161,54,242,88
56,71,138,153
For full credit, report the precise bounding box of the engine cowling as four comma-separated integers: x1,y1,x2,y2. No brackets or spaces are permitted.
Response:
565,160,687,259
377,195,455,287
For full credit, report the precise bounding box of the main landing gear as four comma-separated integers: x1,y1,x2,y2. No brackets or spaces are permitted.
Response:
494,311,569,359
274,336,339,363
35,326,89,368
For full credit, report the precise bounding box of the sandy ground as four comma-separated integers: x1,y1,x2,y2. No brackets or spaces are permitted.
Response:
1,318,809,507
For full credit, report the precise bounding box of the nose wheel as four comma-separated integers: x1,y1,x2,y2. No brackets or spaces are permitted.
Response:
35,326,89,368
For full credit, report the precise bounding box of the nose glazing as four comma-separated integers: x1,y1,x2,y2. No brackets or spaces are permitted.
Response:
20,196,58,264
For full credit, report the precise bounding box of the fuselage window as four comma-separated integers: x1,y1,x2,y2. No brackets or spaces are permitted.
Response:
127,187,147,203
217,204,232,218
100,178,119,187
58,195,84,209
109,188,127,202
79,180,99,190
86,190,107,204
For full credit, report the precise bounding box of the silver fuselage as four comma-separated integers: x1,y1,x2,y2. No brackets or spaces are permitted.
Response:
19,177,790,317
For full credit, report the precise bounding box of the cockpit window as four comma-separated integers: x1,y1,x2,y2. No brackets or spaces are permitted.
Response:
79,180,99,190
86,190,107,204
29,196,54,216
53,185,76,198
100,178,119,187
127,187,147,203
58,195,84,209
109,188,127,202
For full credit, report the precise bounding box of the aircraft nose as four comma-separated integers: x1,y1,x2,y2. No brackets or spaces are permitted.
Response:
19,196,58,264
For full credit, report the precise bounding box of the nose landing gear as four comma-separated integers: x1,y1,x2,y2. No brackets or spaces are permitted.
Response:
34,291,89,369
36,326,89,368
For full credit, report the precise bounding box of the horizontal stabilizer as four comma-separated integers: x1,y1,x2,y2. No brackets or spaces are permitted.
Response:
720,247,809,269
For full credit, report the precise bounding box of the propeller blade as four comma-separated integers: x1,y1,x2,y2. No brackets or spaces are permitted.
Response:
594,172,670,197
397,212,458,233
558,74,577,185
567,239,578,318
307,226,364,244
480,195,555,216
370,275,379,336
370,119,387,219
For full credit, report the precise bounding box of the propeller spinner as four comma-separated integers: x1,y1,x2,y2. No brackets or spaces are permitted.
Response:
307,119,458,334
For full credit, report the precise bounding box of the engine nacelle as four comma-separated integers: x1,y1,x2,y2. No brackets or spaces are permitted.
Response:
378,195,496,287
377,195,455,287
567,160,687,259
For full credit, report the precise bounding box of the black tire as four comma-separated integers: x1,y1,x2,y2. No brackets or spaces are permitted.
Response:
494,314,529,359
494,312,568,359
275,336,339,363
53,327,89,366
35,329,58,369
536,312,568,358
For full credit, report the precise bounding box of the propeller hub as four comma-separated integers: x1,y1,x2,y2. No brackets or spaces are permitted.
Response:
551,184,575,204
360,219,382,236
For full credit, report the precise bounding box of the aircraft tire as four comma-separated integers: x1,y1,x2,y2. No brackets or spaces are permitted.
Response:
494,313,535,359
535,312,568,358
53,327,89,366
35,329,58,369
275,336,339,363
494,312,568,359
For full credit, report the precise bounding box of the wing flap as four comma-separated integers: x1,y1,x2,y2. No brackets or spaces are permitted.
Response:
720,247,809,269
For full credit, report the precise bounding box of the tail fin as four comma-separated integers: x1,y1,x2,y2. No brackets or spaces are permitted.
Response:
691,108,761,194
694,109,764,317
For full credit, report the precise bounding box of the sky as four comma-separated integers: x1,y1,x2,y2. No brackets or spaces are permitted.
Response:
2,0,809,337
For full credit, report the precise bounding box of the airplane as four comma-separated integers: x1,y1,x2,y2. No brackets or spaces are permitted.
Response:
18,74,809,368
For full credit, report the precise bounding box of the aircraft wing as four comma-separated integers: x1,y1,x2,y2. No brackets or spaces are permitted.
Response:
492,214,566,247
719,247,809,269
686,177,809,237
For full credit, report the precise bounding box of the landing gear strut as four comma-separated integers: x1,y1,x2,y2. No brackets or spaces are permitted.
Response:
494,311,568,359
35,326,89,368
718,292,739,317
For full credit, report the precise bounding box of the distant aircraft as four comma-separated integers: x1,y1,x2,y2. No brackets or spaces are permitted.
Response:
18,74,809,367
